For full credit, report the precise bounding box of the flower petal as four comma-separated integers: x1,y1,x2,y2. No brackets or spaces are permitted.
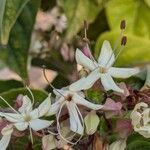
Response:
0,113,23,123
73,94,103,110
98,40,115,67
18,95,32,113
30,119,53,131
76,48,96,70
0,125,13,150
36,94,51,117
101,74,124,93
69,77,88,92
14,122,28,131
108,67,139,78
47,98,64,116
66,102,83,134
71,69,100,91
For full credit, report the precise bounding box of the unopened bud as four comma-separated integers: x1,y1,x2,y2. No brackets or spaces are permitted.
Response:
120,20,126,30
121,36,127,46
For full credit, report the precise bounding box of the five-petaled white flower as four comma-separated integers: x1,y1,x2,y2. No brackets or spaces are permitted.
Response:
70,40,139,93
0,94,53,150
47,84,103,137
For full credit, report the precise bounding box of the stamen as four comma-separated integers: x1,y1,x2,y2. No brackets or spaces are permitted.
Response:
120,20,126,30
0,96,19,114
26,86,35,107
82,21,98,68
29,126,34,144
121,36,127,46
56,102,80,145
43,67,65,98
47,130,59,136
74,104,84,144
105,20,126,67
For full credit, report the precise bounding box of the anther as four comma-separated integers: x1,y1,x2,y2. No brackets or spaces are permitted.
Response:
120,20,126,30
121,36,127,46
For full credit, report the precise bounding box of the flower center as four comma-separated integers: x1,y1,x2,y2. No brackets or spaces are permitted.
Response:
64,94,73,101
99,67,107,74
24,114,31,122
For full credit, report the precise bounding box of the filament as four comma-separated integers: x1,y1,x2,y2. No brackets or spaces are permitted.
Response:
0,96,19,114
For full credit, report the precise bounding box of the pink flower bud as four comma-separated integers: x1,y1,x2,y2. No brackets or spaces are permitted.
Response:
15,94,23,108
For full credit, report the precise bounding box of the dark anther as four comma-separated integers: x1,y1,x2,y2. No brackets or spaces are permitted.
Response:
120,20,126,30
121,36,127,46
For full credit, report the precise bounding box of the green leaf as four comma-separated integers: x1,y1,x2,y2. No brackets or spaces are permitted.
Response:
58,0,103,41
0,79,23,93
127,133,150,150
95,31,150,66
0,0,41,79
0,87,48,107
0,0,30,44
8,136,42,150
106,0,150,39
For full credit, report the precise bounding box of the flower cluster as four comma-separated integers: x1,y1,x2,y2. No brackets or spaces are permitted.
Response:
0,39,140,150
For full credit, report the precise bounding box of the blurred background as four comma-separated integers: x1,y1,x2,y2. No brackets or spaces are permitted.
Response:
0,0,149,93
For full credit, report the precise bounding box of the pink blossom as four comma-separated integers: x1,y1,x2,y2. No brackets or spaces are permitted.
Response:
103,98,122,118
115,119,133,138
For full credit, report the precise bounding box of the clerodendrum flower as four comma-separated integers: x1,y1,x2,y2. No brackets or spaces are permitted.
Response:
46,84,103,143
130,102,150,138
70,40,139,93
0,94,53,150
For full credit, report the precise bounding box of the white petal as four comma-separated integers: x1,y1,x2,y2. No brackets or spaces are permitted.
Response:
14,122,28,131
36,94,51,117
0,125,13,150
98,40,115,67
69,77,88,92
18,95,32,113
73,94,103,110
101,74,124,93
0,134,12,150
83,69,101,89
0,113,23,123
47,98,64,116
30,119,53,131
76,48,96,70
108,67,140,78
66,102,83,134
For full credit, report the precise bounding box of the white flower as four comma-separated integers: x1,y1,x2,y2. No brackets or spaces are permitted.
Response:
71,40,139,93
109,139,126,150
0,94,53,149
47,84,103,137
130,102,150,138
